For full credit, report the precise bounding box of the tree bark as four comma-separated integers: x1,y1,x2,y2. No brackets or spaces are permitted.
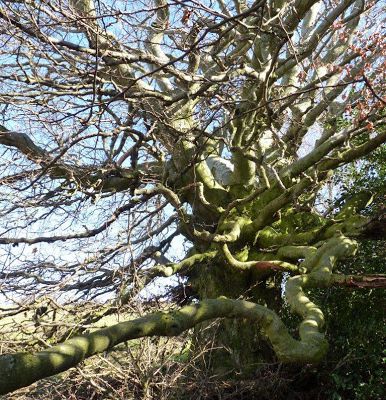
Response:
189,260,282,375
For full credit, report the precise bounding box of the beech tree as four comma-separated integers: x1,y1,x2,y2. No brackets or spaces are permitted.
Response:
0,0,385,395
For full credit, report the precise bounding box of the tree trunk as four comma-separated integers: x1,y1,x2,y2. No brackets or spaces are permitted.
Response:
189,260,281,376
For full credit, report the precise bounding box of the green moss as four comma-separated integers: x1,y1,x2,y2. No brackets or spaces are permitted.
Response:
336,191,373,218
274,211,325,233
323,214,368,237
235,246,250,262
255,226,321,248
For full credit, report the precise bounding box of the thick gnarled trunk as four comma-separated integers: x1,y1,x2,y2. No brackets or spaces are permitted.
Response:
189,259,282,375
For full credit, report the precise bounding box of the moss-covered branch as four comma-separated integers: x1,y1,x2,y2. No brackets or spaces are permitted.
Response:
285,235,358,358
193,217,250,243
146,250,218,280
221,243,299,273
0,295,339,395
0,236,382,395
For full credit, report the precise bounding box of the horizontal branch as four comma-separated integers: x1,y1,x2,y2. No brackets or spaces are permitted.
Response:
0,296,333,395
0,126,149,193
145,249,218,281
331,274,386,288
221,243,299,273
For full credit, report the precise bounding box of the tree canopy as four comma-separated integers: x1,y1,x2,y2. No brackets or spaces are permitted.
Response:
0,0,385,396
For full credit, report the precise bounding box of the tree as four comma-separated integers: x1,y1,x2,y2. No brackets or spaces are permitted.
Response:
0,0,385,395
